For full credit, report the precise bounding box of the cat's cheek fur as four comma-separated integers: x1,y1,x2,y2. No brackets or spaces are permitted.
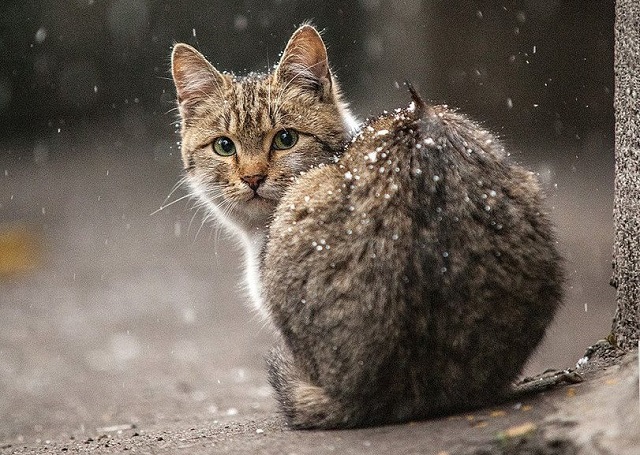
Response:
340,105,360,137
187,178,269,318
188,171,274,229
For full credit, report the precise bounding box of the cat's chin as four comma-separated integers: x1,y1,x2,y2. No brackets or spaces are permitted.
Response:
232,196,278,233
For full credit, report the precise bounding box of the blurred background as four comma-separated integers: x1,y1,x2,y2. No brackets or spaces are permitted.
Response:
2,0,612,141
0,0,615,444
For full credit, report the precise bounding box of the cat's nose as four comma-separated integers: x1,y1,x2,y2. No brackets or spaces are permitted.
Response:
242,174,266,191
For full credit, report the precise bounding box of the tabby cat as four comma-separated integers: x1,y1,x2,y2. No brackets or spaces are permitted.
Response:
171,26,563,430
171,25,356,317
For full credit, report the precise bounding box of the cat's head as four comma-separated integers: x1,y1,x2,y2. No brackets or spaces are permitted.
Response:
171,25,357,234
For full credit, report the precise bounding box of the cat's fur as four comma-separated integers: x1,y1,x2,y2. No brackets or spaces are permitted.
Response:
262,88,564,429
172,25,563,430
171,25,356,316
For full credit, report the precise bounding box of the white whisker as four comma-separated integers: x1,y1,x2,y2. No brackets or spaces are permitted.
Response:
151,176,190,213
187,205,202,235
149,192,192,216
194,212,212,241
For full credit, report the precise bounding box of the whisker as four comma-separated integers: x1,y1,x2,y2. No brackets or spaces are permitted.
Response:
267,53,272,121
213,220,225,261
194,213,211,241
150,192,191,216
165,106,181,115
187,205,202,235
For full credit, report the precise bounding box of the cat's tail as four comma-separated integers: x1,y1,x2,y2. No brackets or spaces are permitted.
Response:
267,347,353,430
405,81,428,117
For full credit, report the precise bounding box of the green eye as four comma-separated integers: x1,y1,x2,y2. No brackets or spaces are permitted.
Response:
212,136,236,156
272,129,299,150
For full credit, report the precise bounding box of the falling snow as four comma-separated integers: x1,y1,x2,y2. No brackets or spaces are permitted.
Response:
34,27,47,43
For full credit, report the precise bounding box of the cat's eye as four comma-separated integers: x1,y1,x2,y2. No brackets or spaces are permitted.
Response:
272,129,299,150
212,136,236,156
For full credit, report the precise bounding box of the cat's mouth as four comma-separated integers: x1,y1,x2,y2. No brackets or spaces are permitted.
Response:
247,192,264,201
246,185,279,202
246,192,274,204
239,185,279,208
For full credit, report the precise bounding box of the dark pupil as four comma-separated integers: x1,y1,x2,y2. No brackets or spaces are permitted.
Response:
219,138,234,153
279,131,294,147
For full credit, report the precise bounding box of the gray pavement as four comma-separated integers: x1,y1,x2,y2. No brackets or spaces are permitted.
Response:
0,118,616,453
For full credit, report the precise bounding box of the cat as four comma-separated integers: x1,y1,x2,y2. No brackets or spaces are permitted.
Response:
170,24,357,317
171,25,564,430
262,86,564,429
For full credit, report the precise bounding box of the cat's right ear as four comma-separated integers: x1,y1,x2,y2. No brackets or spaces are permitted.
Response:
171,43,225,118
276,25,332,99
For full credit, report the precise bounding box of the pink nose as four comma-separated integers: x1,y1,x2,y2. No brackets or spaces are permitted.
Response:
242,174,266,191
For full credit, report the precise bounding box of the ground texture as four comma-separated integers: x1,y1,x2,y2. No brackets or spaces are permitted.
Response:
0,123,631,454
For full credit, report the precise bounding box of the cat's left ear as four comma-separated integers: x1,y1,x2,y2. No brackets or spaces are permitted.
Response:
276,25,332,98
171,43,226,118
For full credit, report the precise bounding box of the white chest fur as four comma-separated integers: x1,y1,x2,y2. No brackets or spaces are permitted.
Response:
189,182,269,320
239,231,268,320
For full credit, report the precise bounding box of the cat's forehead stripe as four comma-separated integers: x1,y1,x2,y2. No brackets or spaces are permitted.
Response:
227,80,274,136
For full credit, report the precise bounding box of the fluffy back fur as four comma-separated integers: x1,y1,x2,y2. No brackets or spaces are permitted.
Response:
262,88,564,429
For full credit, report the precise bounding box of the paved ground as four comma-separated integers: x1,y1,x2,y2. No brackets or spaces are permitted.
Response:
0,116,617,453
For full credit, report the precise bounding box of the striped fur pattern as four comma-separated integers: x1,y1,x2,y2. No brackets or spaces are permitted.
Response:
172,25,356,235
171,25,356,316
262,89,564,429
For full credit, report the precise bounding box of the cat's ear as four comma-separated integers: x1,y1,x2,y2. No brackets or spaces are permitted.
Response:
276,25,332,97
171,43,226,117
